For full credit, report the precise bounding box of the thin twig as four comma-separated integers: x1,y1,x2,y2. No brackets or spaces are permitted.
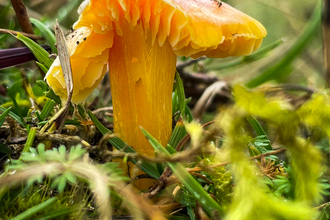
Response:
192,81,231,120
98,121,214,164
10,0,35,35
10,0,46,77
192,172,213,184
35,133,90,147
92,107,113,114
144,167,172,198
145,121,215,199
0,28,44,40
187,148,287,173
315,202,330,210
273,84,315,93
102,149,209,164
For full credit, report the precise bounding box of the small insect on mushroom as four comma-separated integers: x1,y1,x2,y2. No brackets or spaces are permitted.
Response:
211,0,222,7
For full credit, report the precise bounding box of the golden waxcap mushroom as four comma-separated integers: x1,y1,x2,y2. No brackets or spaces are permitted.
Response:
46,0,266,157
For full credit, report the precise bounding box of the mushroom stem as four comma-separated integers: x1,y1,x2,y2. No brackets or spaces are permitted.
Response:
108,22,177,157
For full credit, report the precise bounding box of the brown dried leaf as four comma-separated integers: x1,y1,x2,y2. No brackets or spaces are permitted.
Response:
54,19,73,103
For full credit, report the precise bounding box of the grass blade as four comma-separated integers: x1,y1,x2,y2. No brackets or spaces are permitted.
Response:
6,88,25,127
36,62,50,74
209,38,284,71
0,106,24,126
140,127,224,218
0,106,11,127
15,33,53,70
87,110,160,179
175,72,186,119
246,116,267,136
22,127,37,153
12,197,57,220
187,206,196,220
39,99,56,121
168,119,187,149
172,89,179,116
30,18,57,53
246,0,322,88
35,207,75,220
247,116,272,150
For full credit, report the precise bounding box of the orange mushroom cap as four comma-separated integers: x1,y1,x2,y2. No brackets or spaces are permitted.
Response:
74,0,266,57
46,0,266,103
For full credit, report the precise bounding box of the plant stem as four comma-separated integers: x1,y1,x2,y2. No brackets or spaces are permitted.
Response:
187,148,287,172
315,201,330,210
10,0,35,36
0,28,43,40
22,127,37,153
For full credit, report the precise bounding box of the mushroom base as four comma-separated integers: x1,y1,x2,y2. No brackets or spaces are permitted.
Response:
108,22,176,184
